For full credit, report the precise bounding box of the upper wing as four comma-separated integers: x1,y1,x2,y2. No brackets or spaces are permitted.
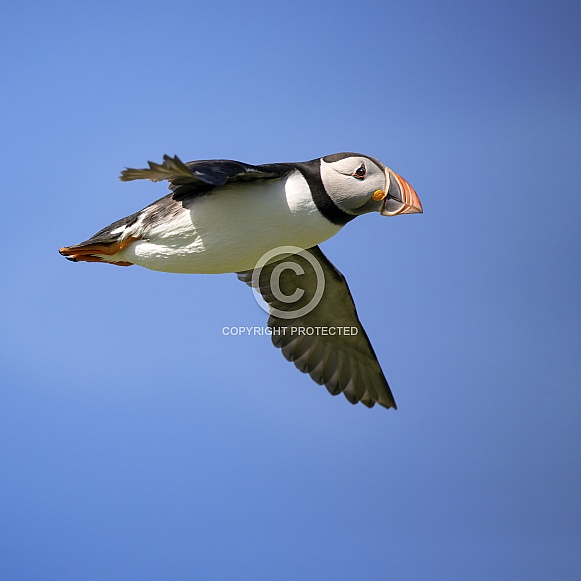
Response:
237,246,396,409
120,155,291,201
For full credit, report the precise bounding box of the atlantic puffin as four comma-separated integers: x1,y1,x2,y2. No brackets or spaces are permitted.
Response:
60,153,422,409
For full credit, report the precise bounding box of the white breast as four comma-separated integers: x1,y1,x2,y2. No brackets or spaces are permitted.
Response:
119,170,342,274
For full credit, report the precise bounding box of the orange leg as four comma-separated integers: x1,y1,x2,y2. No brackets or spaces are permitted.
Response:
60,236,139,266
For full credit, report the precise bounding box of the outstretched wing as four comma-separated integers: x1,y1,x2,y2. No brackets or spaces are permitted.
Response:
237,246,396,409
120,155,291,200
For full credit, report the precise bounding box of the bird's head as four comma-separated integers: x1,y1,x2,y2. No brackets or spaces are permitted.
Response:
319,153,422,217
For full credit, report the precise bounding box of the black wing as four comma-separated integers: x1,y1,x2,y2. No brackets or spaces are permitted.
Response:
120,154,291,201
237,246,396,409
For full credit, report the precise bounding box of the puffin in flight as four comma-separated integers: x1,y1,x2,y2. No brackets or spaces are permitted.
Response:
60,153,422,409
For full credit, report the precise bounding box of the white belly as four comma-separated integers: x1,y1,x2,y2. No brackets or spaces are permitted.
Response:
118,171,342,274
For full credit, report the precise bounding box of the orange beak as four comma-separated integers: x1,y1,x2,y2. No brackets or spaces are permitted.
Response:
380,169,423,216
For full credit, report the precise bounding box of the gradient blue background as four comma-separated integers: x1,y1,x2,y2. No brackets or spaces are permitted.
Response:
1,1,580,579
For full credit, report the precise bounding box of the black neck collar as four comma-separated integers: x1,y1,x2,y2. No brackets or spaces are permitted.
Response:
295,160,356,226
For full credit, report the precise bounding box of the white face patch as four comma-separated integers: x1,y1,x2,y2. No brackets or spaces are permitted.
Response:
319,156,387,212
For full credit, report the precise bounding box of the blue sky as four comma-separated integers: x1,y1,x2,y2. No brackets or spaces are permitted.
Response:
1,0,580,579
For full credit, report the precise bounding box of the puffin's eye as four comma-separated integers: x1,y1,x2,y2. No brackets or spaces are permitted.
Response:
353,163,366,180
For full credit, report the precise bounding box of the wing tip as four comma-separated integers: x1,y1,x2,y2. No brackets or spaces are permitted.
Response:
119,154,190,182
